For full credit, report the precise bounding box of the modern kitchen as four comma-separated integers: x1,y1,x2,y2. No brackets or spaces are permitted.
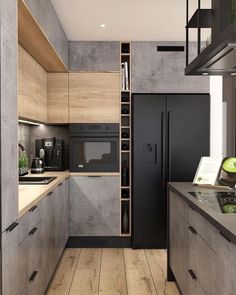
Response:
1,0,236,294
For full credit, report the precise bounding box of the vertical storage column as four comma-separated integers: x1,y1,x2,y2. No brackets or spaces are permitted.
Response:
120,42,131,236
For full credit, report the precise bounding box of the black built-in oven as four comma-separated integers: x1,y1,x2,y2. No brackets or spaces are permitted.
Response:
69,124,119,172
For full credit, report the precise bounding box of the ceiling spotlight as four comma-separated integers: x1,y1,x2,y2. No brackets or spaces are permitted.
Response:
202,72,209,76
231,72,236,76
100,24,106,28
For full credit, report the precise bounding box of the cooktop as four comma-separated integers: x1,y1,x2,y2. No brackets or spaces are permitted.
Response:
188,191,236,214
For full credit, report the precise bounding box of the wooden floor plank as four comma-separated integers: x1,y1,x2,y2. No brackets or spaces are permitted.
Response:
145,249,180,295
46,248,81,295
69,248,102,295
99,248,128,295
124,249,157,295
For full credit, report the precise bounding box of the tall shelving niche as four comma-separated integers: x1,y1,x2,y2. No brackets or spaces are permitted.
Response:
120,42,131,236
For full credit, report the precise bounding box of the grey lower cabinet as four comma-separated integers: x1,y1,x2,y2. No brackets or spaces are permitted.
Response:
169,191,216,295
70,176,120,236
2,177,69,295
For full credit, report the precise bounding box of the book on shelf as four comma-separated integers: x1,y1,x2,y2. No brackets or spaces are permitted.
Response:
193,156,223,187
121,62,129,91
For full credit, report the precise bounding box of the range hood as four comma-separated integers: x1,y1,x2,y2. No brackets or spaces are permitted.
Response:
185,23,236,75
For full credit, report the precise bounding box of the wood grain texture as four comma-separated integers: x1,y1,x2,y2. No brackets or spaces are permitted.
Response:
47,249,81,295
18,0,67,72
69,249,102,295
99,248,127,295
124,249,156,295
48,249,180,295
18,45,47,122
47,73,69,123
145,250,179,295
69,72,120,123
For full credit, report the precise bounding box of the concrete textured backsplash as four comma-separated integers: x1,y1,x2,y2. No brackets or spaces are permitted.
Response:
18,123,69,169
131,41,210,93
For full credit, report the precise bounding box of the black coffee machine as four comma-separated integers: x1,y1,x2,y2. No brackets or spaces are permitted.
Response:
36,137,64,171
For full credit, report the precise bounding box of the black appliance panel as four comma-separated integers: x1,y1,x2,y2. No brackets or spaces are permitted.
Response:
167,94,210,182
69,124,119,172
133,94,166,248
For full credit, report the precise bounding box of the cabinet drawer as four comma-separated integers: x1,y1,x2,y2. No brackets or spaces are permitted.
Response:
28,221,43,275
189,228,215,295
19,237,28,294
189,207,217,251
28,203,41,228
170,191,189,221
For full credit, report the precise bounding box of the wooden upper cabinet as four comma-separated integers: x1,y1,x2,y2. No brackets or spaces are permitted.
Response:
47,73,69,123
69,72,120,123
18,45,47,122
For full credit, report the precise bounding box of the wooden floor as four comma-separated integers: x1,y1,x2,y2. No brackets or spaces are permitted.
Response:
47,248,180,295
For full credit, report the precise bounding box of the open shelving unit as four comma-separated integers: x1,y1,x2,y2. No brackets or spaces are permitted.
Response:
120,42,132,236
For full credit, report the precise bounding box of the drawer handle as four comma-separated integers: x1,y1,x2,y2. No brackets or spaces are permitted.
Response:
65,177,69,180
188,226,197,234
58,182,63,186
29,271,38,282
47,191,53,196
29,227,38,236
29,205,38,213
188,269,197,280
6,222,19,232
220,231,232,243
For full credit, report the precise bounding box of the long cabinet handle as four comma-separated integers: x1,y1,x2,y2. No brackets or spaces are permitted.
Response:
188,226,197,234
29,227,38,236
167,111,171,182
188,269,197,280
220,231,232,243
161,111,165,188
29,271,38,282
6,222,19,232
58,182,63,186
47,191,53,196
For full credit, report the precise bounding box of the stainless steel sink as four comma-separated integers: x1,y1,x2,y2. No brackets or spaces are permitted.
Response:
19,176,57,185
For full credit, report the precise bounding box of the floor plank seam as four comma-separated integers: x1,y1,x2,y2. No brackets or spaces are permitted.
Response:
144,249,158,295
122,248,129,295
97,248,103,295
68,248,82,295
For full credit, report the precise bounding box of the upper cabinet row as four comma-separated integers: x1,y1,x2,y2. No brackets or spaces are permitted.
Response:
18,46,120,124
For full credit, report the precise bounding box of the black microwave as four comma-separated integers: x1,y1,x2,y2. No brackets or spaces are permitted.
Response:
69,124,119,172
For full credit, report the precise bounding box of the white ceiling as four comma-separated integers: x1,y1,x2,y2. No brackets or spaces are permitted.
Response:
51,0,211,41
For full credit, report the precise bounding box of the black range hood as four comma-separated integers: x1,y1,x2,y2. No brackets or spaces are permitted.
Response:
185,22,236,76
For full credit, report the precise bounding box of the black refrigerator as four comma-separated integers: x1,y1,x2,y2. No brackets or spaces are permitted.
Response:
132,94,210,248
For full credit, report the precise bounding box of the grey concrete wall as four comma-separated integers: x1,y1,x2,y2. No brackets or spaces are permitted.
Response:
24,0,68,67
131,42,209,93
69,41,120,71
18,123,69,169
1,0,18,231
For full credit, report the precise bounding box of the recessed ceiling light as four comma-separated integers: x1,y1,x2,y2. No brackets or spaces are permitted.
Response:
202,72,209,76
100,24,106,28
231,72,236,76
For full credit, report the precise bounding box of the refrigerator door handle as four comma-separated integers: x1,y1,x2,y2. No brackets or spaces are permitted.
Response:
167,111,171,182
161,111,165,188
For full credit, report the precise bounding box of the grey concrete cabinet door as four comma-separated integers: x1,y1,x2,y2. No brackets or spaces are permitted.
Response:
131,42,209,93
2,223,19,295
70,176,120,236
69,41,120,71
215,232,236,295
0,0,18,232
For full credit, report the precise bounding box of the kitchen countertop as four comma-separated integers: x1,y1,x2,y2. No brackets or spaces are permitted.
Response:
18,171,69,218
18,171,120,218
169,182,236,244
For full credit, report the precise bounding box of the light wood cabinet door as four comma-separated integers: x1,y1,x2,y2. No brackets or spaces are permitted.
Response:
18,45,47,122
69,72,120,123
47,73,69,123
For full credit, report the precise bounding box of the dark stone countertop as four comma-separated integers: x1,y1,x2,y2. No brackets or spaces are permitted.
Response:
168,182,236,244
